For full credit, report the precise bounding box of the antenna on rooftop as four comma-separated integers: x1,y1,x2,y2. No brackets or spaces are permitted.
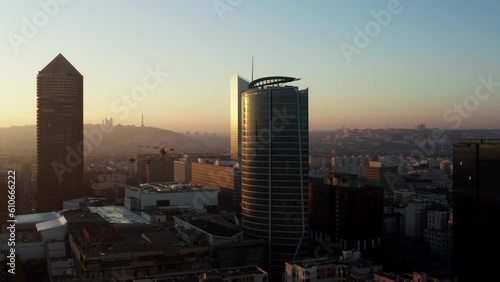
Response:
251,56,254,81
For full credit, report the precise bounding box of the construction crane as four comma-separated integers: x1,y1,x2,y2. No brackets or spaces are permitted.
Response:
138,145,175,157
135,145,177,183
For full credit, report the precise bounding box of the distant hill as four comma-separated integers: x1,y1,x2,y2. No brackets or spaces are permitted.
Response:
0,124,229,157
0,125,35,156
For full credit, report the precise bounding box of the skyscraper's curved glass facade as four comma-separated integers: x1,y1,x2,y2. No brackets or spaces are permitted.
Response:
241,85,308,276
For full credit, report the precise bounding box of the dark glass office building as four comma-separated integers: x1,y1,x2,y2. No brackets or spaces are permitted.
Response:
37,54,83,212
309,174,383,257
241,77,308,277
453,139,500,281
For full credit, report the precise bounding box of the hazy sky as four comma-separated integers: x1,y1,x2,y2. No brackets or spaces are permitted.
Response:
1,0,499,133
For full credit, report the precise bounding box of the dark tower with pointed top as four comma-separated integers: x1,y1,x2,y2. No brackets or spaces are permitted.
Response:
37,54,83,212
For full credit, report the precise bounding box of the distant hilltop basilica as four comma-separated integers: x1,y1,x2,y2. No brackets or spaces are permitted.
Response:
102,117,113,127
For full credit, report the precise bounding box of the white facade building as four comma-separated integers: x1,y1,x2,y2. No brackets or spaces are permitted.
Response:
403,201,431,238
0,212,68,262
424,209,452,262
124,183,218,211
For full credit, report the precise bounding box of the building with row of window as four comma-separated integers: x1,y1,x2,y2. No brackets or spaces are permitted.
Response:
284,250,382,282
124,183,218,212
191,159,241,213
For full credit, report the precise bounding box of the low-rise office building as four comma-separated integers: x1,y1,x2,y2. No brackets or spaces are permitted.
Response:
284,250,382,282
191,159,241,213
69,225,211,281
124,183,218,211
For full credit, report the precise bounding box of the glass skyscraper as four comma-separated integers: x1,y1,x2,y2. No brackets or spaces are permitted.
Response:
230,75,249,161
37,54,83,212
240,76,309,277
453,139,500,281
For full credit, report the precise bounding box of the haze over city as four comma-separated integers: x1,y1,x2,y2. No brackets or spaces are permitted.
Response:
3,1,500,282
1,0,500,132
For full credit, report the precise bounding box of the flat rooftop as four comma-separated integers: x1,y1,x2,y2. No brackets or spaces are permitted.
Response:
75,228,194,258
127,182,216,194
204,265,267,277
135,265,266,282
142,210,165,216
190,219,241,237
87,206,149,224
62,212,107,224
16,211,61,226
375,272,414,281
64,197,107,204
291,257,376,269
142,231,181,245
